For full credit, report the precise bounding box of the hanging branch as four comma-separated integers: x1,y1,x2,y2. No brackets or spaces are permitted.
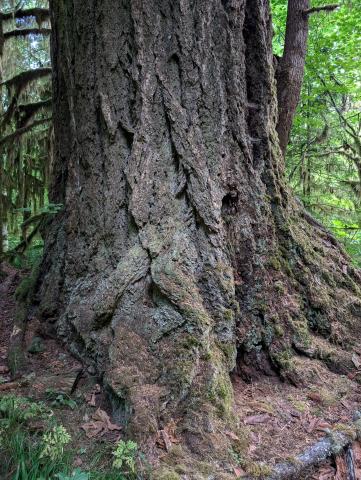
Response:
4,28,51,40
1,8,50,22
0,117,52,146
1,68,52,89
16,98,52,126
0,69,52,129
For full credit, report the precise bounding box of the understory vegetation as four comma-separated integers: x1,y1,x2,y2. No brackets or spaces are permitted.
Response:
0,395,140,479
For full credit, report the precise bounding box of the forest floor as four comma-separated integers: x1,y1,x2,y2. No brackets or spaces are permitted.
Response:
1,262,361,479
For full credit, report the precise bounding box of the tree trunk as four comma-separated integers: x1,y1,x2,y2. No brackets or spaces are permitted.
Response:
276,0,309,157
34,0,361,476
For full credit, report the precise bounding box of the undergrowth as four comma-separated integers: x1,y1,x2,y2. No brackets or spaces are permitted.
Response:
0,395,141,480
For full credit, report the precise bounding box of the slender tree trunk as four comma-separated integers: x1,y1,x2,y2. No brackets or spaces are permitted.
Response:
276,0,310,157
32,1,361,476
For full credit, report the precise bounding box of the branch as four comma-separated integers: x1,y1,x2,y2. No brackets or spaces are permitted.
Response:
1,98,52,130
0,117,51,146
1,67,51,89
1,8,50,22
17,98,52,125
304,4,339,15
4,28,51,40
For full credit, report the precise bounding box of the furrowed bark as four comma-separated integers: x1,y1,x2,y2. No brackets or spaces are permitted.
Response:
33,0,361,477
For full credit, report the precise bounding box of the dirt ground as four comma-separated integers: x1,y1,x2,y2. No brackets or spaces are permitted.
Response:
1,262,360,479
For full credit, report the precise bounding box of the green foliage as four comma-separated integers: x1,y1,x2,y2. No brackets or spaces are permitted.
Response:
56,470,90,480
0,396,72,479
0,395,141,479
271,0,361,265
40,426,71,462
112,440,138,476
45,389,77,410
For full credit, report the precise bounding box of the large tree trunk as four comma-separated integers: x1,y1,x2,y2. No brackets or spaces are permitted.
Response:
34,0,361,476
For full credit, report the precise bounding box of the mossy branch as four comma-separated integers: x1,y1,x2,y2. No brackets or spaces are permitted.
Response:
0,117,52,146
4,28,51,40
1,68,52,90
1,8,50,22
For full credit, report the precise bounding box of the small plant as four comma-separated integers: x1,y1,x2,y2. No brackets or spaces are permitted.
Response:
112,439,138,475
56,468,90,480
0,395,50,427
40,425,71,461
46,389,77,410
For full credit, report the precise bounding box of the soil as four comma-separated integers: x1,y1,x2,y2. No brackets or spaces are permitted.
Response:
0,262,360,479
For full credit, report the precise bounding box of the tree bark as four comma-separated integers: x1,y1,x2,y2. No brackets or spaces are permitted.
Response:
33,0,361,476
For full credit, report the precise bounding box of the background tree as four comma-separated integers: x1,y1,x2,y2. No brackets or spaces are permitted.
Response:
272,0,361,264
0,0,52,262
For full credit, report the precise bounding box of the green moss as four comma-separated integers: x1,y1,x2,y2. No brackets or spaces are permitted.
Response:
15,259,41,304
246,462,273,477
332,423,356,439
7,345,25,375
268,257,281,270
182,335,202,350
290,400,308,413
216,341,236,365
291,316,311,347
153,467,181,480
272,348,295,372
273,323,285,337
223,309,235,323
274,280,286,294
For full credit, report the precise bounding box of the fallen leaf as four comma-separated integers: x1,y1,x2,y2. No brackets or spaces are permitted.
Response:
81,408,121,438
0,366,9,374
73,457,83,467
92,408,122,431
81,420,105,438
156,420,180,451
352,353,361,369
307,392,322,403
159,430,172,451
316,421,332,431
244,414,270,425
234,466,247,478
225,430,240,441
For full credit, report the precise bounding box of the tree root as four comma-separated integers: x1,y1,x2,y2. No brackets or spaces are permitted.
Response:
244,429,359,479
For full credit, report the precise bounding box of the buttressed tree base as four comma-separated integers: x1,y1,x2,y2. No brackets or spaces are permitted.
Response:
32,1,361,476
